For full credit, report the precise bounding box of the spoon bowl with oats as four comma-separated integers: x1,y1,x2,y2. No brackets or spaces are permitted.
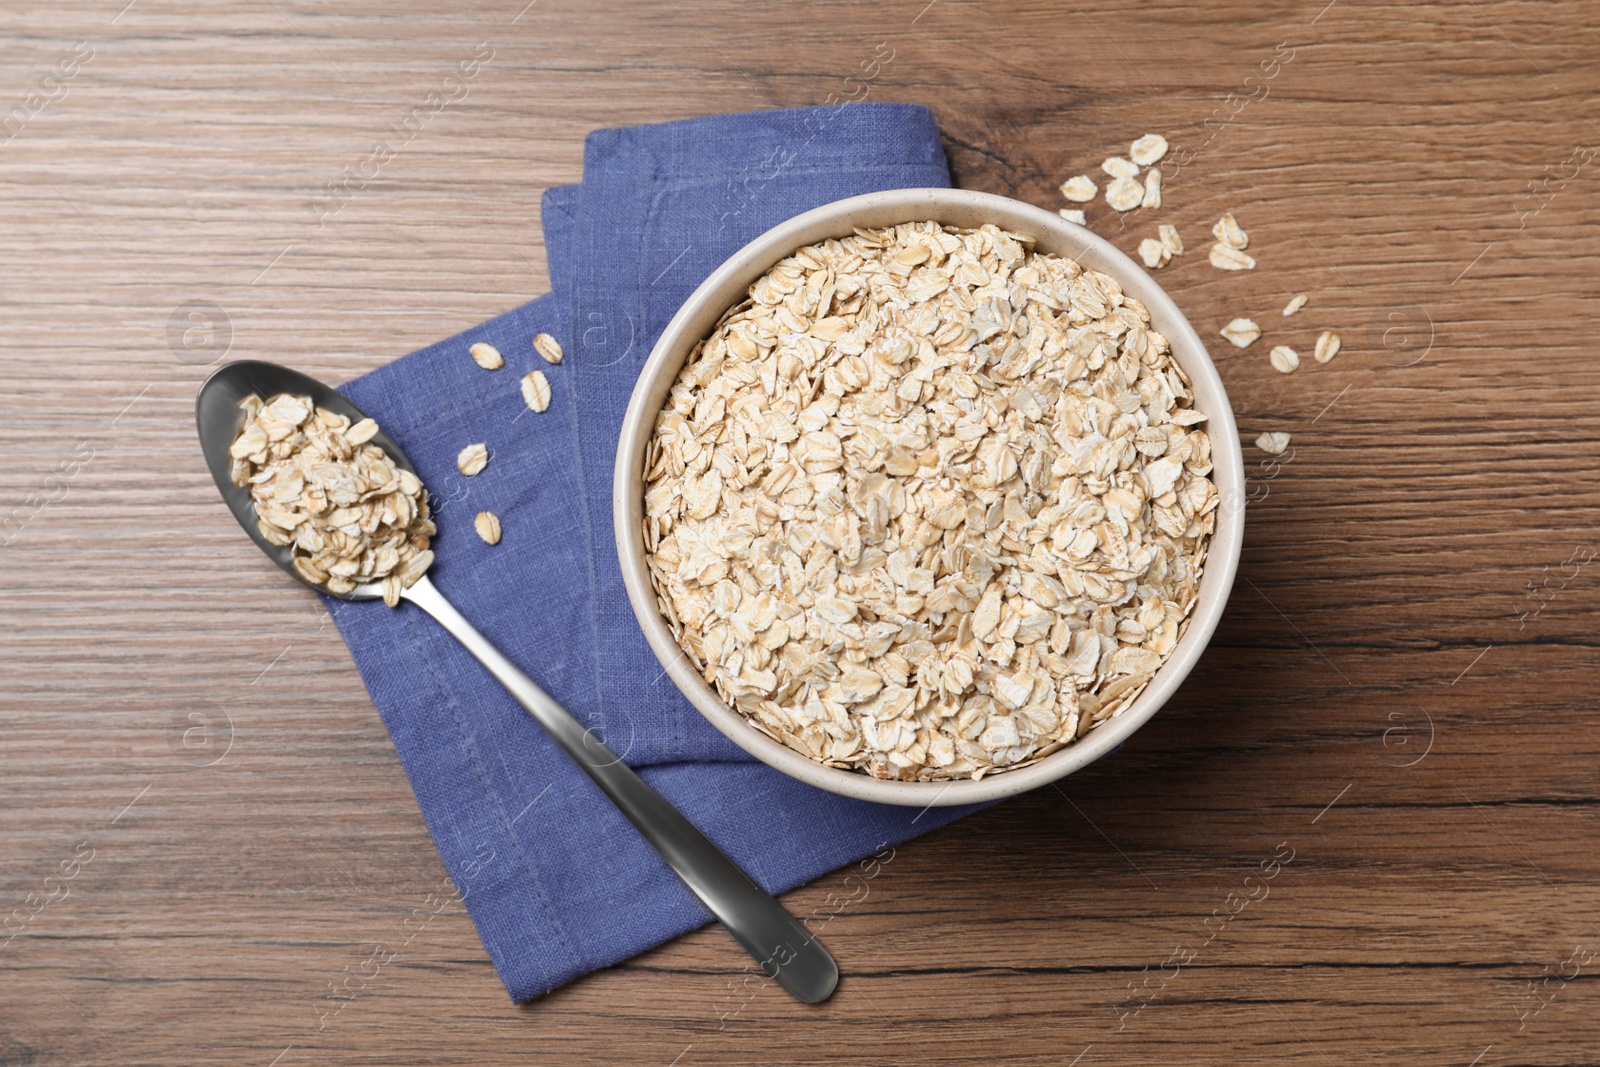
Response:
195,359,839,1005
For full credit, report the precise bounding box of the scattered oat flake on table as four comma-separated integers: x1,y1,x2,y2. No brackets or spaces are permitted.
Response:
1212,212,1248,249
1255,431,1291,455
1101,156,1139,179
1282,293,1308,316
1314,330,1341,364
1220,318,1261,348
469,342,504,370
1209,244,1256,271
457,442,489,476
1158,224,1183,257
474,510,502,545
1060,175,1097,202
1130,133,1168,166
1138,237,1170,269
1269,345,1301,373
1106,176,1144,211
1058,208,1087,225
1141,168,1162,209
521,370,552,412
533,332,564,365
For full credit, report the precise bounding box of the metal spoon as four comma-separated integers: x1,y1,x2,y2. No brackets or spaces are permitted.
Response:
196,360,838,1004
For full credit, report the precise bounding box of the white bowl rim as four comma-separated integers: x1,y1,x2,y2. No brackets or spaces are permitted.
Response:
613,187,1244,807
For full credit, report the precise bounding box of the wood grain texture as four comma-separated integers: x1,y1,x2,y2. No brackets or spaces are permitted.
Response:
3,0,1599,1063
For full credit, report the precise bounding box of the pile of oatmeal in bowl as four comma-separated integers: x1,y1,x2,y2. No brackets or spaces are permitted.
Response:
641,220,1219,783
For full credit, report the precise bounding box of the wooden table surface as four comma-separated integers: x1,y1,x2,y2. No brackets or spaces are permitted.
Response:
4,0,1599,1063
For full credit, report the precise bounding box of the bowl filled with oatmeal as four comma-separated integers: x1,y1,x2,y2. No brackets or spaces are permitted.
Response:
613,188,1243,806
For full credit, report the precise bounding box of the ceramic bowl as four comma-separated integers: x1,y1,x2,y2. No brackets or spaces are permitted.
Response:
613,188,1243,807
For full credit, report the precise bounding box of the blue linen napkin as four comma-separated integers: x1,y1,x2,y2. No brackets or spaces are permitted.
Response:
329,103,975,1002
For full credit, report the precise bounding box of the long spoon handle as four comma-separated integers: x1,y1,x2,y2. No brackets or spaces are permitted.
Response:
402,575,838,1003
